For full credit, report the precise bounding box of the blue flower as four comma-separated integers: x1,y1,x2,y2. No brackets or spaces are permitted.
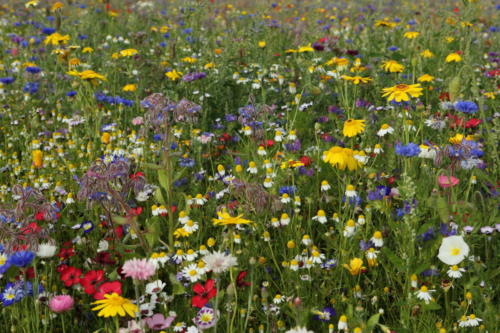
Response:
7,251,35,268
395,143,420,157
313,306,336,322
0,252,11,274
454,101,478,114
0,77,16,85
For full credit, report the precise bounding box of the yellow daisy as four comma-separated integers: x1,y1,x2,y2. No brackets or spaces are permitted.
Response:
381,83,423,102
343,119,366,137
92,293,137,318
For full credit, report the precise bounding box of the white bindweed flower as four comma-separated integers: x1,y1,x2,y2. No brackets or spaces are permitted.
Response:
438,236,470,265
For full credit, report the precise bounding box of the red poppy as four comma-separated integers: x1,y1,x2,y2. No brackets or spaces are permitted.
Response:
129,171,144,180
35,211,45,221
80,270,105,295
192,279,217,308
299,156,312,167
465,118,481,128
20,222,41,235
60,266,82,287
94,281,122,300
128,207,143,216
57,247,75,260
236,271,251,288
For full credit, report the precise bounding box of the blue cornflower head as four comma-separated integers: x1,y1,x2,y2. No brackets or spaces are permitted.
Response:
454,101,478,114
23,82,39,94
388,45,399,51
278,186,297,196
421,268,439,277
395,143,420,157
25,66,41,74
0,77,16,85
41,27,56,35
66,91,77,97
8,251,35,268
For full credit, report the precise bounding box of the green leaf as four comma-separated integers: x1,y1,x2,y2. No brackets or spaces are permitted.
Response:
422,301,441,311
112,214,134,225
365,313,380,332
169,274,186,295
143,163,162,170
154,187,166,206
436,196,449,223
145,218,161,248
157,170,169,192
449,75,461,102
381,248,404,270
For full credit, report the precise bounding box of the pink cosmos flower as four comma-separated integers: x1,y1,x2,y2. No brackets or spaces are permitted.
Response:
132,117,144,125
438,175,459,188
48,295,74,313
122,258,156,280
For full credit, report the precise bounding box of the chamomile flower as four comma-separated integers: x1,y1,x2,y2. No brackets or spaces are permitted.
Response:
370,231,384,247
247,161,258,174
345,185,357,197
415,285,434,304
377,124,394,137
312,210,327,224
447,265,465,279
321,180,331,192
280,213,290,226
343,219,357,237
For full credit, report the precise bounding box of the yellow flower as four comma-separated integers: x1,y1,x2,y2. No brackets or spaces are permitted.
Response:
51,2,64,12
78,70,106,81
119,49,138,57
101,132,111,144
343,258,365,275
381,83,423,102
322,146,362,171
449,133,465,144
174,227,192,238
403,31,420,39
204,62,215,69
258,41,266,48
212,211,253,226
418,74,434,82
297,44,314,53
483,92,496,99
32,150,43,168
381,60,404,73
25,1,39,8
445,52,462,63
181,57,197,63
325,57,349,68
420,49,434,58
92,293,137,318
343,119,365,137
44,33,70,46
374,19,397,28
340,75,372,84
165,69,182,81
82,47,94,53
122,84,137,92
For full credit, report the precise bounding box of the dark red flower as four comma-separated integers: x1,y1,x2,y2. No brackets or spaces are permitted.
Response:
128,207,143,216
81,270,105,295
236,271,251,288
60,266,81,287
20,222,41,235
192,279,217,308
94,281,122,300
299,156,312,167
57,247,75,260
439,92,450,101
95,251,116,266
129,171,144,180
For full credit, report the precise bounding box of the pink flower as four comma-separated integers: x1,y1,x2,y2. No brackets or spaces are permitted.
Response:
438,175,459,188
132,117,144,125
122,258,156,280
144,313,176,330
48,295,74,313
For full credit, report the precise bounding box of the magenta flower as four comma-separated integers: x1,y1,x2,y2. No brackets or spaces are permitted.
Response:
437,175,459,188
48,295,74,313
144,313,176,330
122,258,156,280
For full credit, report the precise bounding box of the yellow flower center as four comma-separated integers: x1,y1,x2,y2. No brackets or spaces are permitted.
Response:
189,269,197,276
451,248,460,256
395,84,410,90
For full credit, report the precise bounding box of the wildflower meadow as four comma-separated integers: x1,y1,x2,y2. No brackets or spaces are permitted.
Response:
0,0,499,332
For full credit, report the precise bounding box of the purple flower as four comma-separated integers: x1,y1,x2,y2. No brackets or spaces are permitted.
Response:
313,306,336,321
193,307,218,329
